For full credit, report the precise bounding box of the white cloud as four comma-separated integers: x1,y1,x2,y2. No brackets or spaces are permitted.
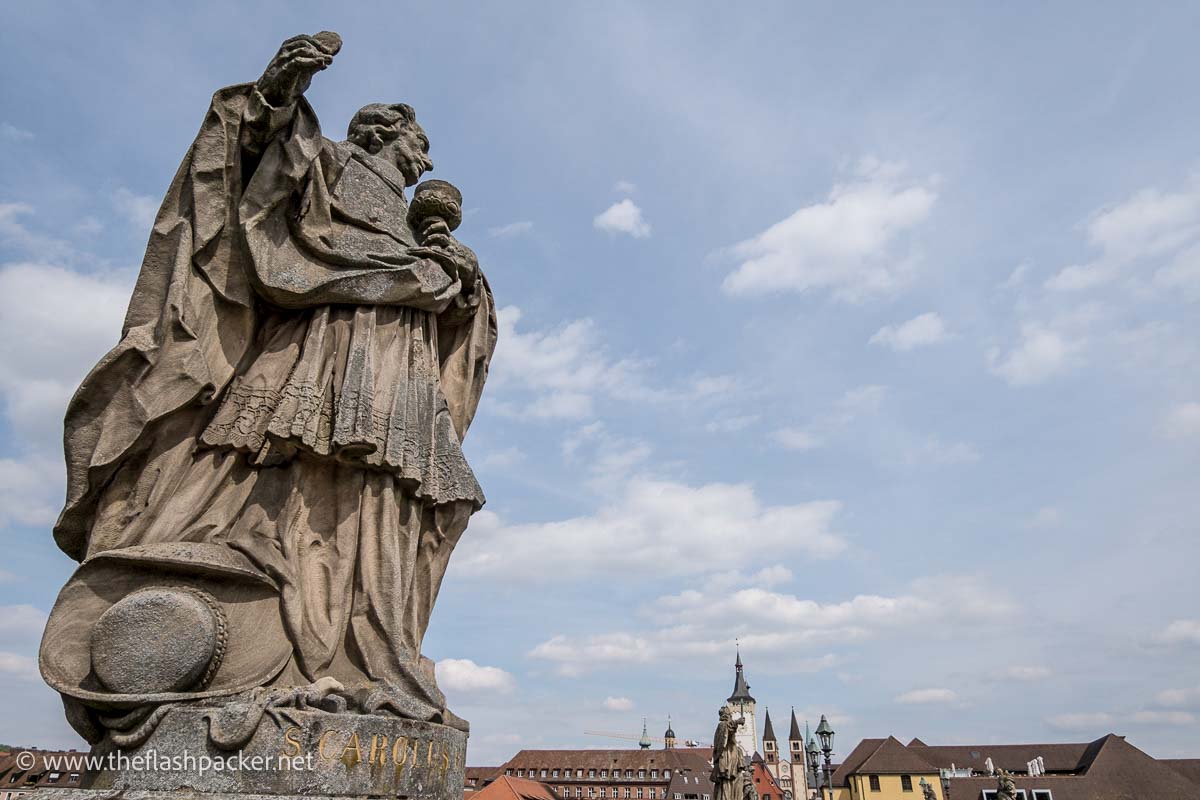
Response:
721,158,936,301
112,187,158,230
0,263,131,531
0,652,39,681
0,263,129,439
1129,710,1196,726
999,263,1029,289
561,423,653,490
1046,181,1200,291
1027,507,1062,528
594,199,651,238
530,633,655,676
704,414,759,434
994,665,1053,682
903,437,980,466
0,605,48,638
1154,686,1200,709
987,323,1083,386
488,221,534,238
1153,242,1200,298
436,659,516,693
488,306,652,420
1160,402,1200,440
0,122,34,142
869,312,950,352
1046,712,1114,732
526,571,1009,677
1154,619,1200,646
895,688,958,705
456,478,845,579
603,696,635,711
773,427,822,451
773,385,885,453
479,446,527,469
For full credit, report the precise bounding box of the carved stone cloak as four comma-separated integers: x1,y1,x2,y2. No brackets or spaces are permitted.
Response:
50,83,497,715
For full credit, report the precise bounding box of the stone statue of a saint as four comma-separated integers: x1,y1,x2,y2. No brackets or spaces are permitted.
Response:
995,770,1016,800
38,30,497,775
711,707,748,800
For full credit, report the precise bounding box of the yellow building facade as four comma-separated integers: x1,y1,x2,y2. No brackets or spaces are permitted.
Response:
823,738,943,800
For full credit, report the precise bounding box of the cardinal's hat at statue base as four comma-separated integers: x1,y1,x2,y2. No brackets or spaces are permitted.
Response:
40,542,290,710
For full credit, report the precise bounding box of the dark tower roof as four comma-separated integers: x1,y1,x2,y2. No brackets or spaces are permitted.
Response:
665,716,676,739
727,647,755,703
789,707,803,741
763,708,777,742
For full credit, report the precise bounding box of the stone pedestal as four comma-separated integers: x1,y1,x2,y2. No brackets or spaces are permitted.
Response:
64,706,466,799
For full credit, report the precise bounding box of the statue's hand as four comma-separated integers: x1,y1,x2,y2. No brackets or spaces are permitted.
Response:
422,227,480,290
257,32,341,108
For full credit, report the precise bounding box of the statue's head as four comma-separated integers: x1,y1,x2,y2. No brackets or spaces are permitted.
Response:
719,707,731,720
347,102,431,187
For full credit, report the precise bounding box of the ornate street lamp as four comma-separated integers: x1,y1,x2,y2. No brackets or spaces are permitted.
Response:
805,735,820,795
815,716,835,799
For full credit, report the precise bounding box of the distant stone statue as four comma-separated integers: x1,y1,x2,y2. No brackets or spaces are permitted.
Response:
920,778,937,800
740,763,757,800
712,707,747,800
995,770,1016,800
38,31,496,797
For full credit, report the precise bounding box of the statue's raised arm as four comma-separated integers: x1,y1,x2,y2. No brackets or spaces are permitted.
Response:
257,32,340,109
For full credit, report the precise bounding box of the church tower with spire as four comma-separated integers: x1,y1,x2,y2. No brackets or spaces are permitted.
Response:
762,708,778,765
788,708,809,799
724,647,758,757
663,716,677,750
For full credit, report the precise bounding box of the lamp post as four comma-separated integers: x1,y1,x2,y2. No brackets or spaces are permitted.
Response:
805,736,820,797
815,716,835,800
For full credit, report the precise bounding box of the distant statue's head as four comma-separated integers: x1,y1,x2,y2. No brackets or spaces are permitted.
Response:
719,707,731,720
347,102,431,187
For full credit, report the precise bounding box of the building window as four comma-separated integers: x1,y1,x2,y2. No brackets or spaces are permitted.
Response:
664,771,671,779
625,788,632,798
901,775,912,792
506,771,513,777
652,770,659,779
576,789,582,798
542,770,548,779
602,771,609,779
675,795,682,799
1032,792,1053,800
589,788,596,797
48,774,61,784
638,770,646,780
626,771,634,779
637,789,644,799
68,776,80,784
517,770,525,777
601,789,607,798
869,776,881,792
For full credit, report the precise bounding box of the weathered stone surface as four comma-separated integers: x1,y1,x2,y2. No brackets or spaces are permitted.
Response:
78,706,466,799
38,30,498,764
91,587,222,694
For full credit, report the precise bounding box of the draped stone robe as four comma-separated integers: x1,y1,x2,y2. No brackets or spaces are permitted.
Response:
52,84,497,717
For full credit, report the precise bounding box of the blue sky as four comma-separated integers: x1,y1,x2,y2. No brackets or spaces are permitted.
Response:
2,1,1199,764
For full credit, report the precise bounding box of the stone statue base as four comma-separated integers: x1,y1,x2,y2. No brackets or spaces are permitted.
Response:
62,706,466,799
